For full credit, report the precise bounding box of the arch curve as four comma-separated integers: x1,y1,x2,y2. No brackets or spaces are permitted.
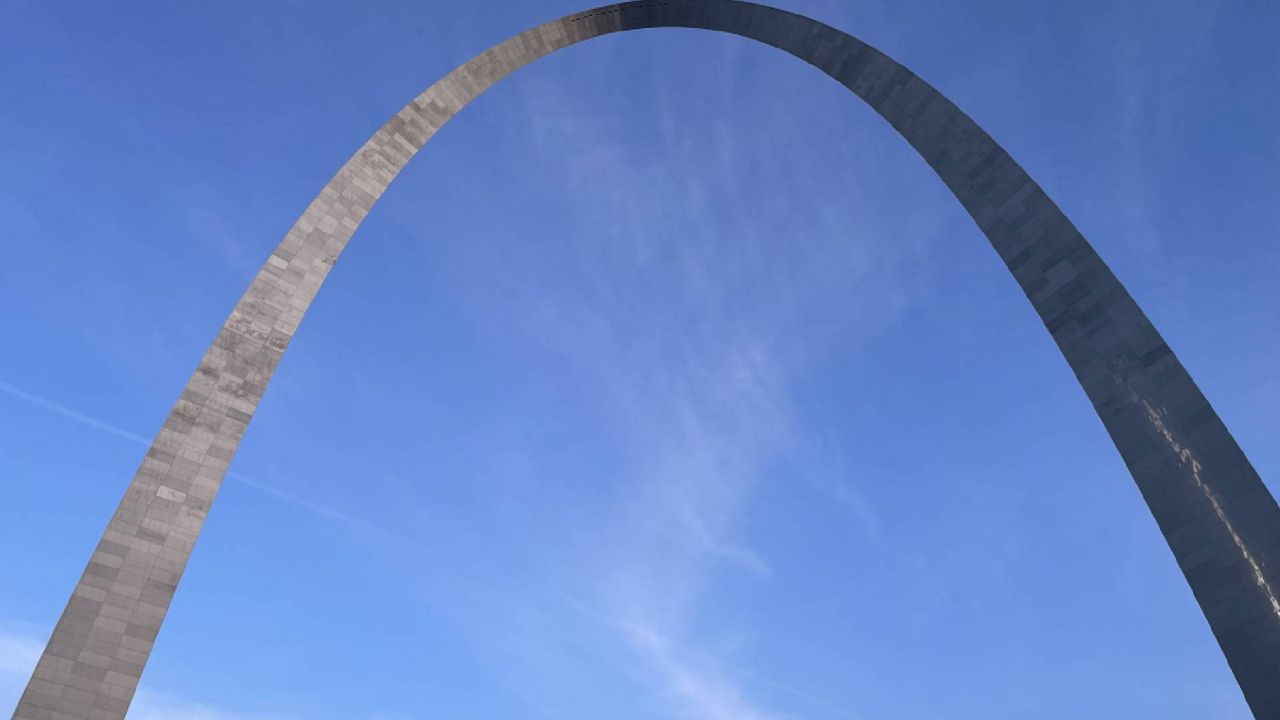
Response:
16,3,1280,718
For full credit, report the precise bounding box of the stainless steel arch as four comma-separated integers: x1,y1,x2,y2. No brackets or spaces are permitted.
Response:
15,2,1280,718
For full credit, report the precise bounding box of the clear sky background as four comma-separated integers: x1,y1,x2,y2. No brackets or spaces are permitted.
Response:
1,1,1277,718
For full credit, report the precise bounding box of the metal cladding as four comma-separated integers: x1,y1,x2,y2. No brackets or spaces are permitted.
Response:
14,2,1280,718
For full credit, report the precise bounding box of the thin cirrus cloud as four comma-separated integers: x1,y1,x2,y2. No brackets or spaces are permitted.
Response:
0,626,294,720
2,19,924,720
398,36,926,714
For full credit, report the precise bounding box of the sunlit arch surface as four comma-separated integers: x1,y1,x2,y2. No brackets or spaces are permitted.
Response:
15,2,1280,718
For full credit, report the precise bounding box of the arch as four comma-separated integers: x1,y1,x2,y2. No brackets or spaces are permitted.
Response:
15,2,1280,718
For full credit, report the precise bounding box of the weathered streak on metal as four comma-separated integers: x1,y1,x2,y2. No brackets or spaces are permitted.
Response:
14,2,1279,718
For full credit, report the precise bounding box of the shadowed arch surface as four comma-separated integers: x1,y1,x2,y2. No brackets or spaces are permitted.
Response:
15,2,1280,718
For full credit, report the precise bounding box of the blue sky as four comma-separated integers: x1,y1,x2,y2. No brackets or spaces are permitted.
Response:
1,0,1277,718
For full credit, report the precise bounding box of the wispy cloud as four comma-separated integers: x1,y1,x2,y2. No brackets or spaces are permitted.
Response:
2,24,920,719
626,624,785,720
0,626,41,714
432,32,932,714
1105,0,1222,260
0,625,295,720
512,81,795,719
0,375,378,717
0,629,40,679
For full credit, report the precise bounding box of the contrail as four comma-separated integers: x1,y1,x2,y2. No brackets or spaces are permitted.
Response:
0,380,151,445
0,379,385,535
